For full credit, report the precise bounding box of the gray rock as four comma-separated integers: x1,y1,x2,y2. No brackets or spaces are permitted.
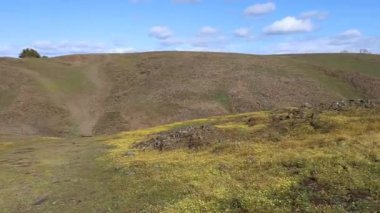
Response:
301,102,313,108
33,196,48,205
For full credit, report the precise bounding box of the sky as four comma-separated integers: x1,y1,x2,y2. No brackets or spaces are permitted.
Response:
1,0,380,56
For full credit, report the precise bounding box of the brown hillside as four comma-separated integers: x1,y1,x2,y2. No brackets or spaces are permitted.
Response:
0,52,379,136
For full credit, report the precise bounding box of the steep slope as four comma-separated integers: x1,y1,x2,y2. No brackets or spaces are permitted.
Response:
0,52,379,136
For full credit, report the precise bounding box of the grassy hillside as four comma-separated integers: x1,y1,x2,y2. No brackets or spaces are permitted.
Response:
0,52,379,136
0,106,379,212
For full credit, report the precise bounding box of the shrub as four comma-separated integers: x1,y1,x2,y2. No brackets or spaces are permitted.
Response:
19,48,41,58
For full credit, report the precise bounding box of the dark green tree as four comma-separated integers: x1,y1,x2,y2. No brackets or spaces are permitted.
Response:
19,48,41,58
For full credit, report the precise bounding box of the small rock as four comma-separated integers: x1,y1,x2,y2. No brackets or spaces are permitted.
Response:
301,102,313,108
246,118,256,126
33,196,48,205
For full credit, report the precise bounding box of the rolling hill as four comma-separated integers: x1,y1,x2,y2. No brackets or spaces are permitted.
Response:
0,52,379,136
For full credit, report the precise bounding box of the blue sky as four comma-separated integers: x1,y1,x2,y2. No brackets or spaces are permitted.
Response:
1,0,379,56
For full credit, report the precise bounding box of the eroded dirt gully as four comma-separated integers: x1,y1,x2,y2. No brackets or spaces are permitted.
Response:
63,56,112,136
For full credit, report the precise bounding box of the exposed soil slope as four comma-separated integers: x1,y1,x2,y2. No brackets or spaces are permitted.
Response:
0,52,379,136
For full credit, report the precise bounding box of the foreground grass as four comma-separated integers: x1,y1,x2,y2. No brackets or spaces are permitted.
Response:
0,136,121,212
104,108,380,212
0,108,379,212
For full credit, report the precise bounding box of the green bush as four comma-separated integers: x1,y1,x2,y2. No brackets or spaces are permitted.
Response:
19,48,41,58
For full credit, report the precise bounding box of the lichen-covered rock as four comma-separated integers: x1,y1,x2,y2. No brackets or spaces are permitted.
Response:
133,125,220,151
328,99,375,111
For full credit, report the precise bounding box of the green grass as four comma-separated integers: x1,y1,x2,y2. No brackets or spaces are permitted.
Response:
0,108,379,212
275,55,363,98
23,59,95,94
214,90,231,110
289,54,380,78
102,107,380,212
299,62,362,98
0,136,119,212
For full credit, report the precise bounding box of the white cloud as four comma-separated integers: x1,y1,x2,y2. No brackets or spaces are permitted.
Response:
244,2,275,16
329,29,362,45
0,44,12,56
269,38,333,54
266,29,380,54
153,32,229,50
264,16,313,35
233,27,251,38
198,26,218,36
190,35,229,48
300,10,329,20
191,27,229,48
149,26,173,39
160,37,185,46
339,29,362,38
185,47,226,53
150,25,228,49
107,47,135,53
32,40,104,51
30,40,134,56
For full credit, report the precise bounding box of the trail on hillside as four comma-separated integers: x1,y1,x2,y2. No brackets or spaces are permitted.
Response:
6,59,110,136
65,57,111,136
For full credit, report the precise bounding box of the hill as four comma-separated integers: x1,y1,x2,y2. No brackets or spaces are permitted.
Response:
0,52,379,136
0,105,379,212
